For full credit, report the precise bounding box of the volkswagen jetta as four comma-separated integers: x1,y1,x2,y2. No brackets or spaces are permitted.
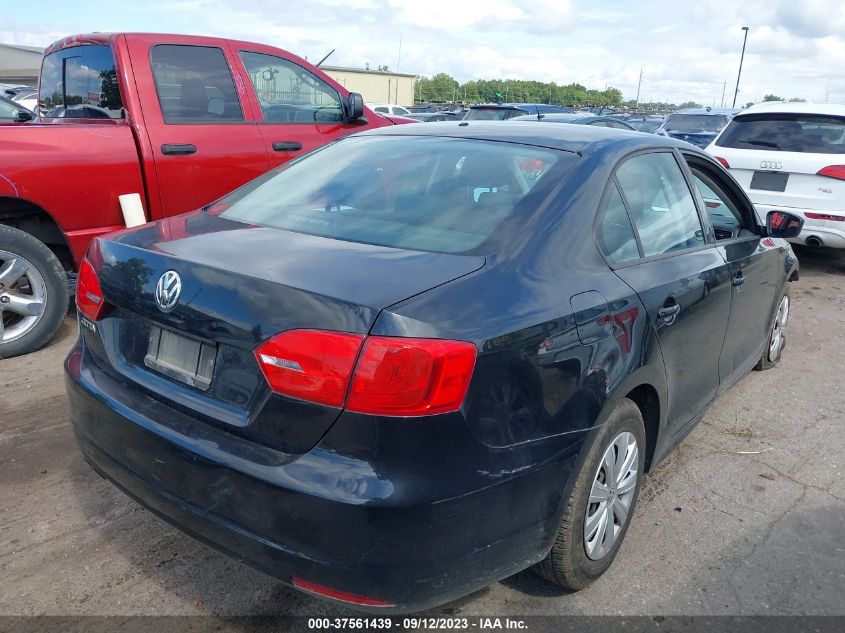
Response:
66,122,801,611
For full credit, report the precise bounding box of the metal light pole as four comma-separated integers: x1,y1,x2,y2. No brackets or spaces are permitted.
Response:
732,26,749,108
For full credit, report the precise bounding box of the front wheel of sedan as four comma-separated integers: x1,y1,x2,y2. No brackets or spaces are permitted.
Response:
755,288,790,371
533,398,645,590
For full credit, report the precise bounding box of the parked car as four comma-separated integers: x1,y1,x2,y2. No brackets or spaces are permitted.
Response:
656,107,740,148
66,122,801,612
0,32,404,358
366,103,412,116
464,103,573,121
10,88,38,112
0,94,35,123
406,112,458,122
512,112,636,130
623,115,664,133
706,101,845,248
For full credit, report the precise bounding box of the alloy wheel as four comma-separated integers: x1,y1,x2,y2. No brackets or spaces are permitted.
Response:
584,431,639,560
0,250,47,344
768,295,789,361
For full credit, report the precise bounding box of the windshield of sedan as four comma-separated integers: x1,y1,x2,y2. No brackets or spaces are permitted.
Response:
663,114,729,133
216,136,573,254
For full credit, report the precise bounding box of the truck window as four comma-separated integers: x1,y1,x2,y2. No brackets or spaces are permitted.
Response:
239,51,344,123
40,45,124,119
151,45,243,123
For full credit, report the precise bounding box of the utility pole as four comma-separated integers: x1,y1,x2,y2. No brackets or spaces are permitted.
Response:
635,68,642,108
396,33,402,72
732,26,749,108
720,81,726,108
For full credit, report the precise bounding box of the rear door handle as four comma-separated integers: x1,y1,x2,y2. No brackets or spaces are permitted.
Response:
272,141,303,152
657,303,680,325
732,273,746,287
161,144,197,155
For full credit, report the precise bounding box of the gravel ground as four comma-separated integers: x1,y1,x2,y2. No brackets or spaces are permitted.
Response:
1,245,843,618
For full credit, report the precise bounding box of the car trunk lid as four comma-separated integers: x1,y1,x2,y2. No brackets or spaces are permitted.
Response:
88,212,485,454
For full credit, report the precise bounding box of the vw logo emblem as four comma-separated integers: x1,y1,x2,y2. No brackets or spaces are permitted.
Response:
760,160,782,170
154,270,182,312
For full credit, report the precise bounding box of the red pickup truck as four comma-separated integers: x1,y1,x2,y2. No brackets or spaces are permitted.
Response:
0,33,403,357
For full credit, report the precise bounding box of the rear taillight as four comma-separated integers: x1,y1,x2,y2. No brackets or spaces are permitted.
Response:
817,165,845,181
714,156,730,169
76,258,107,320
805,212,845,222
346,336,477,416
255,330,364,408
292,578,394,607
255,330,477,416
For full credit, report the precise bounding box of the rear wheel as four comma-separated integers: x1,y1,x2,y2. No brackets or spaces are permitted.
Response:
0,225,69,358
533,398,645,590
755,289,790,371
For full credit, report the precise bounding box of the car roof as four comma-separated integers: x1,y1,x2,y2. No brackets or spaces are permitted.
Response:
355,120,682,154
736,101,845,117
672,108,740,116
468,103,527,110
511,113,590,122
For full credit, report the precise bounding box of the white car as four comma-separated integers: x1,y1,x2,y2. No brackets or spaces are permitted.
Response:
366,103,411,116
706,101,845,248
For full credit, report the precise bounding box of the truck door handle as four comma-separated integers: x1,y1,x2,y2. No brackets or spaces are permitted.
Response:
272,141,303,152
732,272,746,287
657,303,680,324
161,144,197,155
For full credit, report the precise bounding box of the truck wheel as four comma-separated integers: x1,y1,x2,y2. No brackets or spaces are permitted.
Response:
0,225,69,358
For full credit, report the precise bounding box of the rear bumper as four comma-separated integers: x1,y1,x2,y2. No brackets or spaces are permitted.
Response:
65,343,574,612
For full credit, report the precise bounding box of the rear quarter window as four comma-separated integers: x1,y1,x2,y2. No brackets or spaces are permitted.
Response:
40,45,124,119
716,113,845,154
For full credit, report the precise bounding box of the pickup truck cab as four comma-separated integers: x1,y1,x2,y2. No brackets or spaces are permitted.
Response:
0,33,399,357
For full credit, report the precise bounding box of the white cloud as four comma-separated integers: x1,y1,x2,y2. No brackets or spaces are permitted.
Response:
1,0,843,105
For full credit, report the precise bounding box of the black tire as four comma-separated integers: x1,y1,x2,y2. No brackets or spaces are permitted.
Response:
754,287,790,371
0,224,69,358
533,398,646,590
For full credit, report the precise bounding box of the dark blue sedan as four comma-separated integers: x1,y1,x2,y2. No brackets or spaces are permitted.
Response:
66,122,801,612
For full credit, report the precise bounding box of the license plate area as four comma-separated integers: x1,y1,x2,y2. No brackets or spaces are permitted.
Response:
750,171,789,192
144,326,216,391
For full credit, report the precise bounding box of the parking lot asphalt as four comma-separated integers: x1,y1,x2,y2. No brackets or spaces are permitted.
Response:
1,245,843,618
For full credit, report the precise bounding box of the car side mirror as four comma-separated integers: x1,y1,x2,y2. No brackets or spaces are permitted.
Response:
14,109,34,122
346,92,364,121
766,210,803,239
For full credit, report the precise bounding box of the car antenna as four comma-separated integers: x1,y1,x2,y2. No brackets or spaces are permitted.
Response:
316,49,335,68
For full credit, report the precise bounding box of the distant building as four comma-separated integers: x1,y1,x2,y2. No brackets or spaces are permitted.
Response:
321,65,416,107
0,43,43,86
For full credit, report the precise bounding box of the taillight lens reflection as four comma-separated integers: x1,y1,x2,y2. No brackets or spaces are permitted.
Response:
76,258,107,321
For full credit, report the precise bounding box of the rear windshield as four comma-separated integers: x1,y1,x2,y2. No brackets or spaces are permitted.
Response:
465,108,527,121
716,113,845,154
630,119,662,133
663,114,728,133
217,135,574,254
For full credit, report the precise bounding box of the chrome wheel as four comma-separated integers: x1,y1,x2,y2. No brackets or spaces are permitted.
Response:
768,295,789,361
584,431,639,561
0,250,47,344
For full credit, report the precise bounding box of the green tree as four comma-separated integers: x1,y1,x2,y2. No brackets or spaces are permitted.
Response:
763,94,783,102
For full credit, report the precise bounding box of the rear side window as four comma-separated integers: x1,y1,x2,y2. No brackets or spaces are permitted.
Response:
151,45,243,123
40,45,124,118
216,136,575,254
239,51,344,123
716,113,845,154
597,184,640,265
616,152,705,257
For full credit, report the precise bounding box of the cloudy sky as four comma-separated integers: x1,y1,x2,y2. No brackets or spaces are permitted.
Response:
2,0,844,105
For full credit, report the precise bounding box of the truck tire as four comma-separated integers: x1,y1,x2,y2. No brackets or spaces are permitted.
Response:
0,225,69,358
